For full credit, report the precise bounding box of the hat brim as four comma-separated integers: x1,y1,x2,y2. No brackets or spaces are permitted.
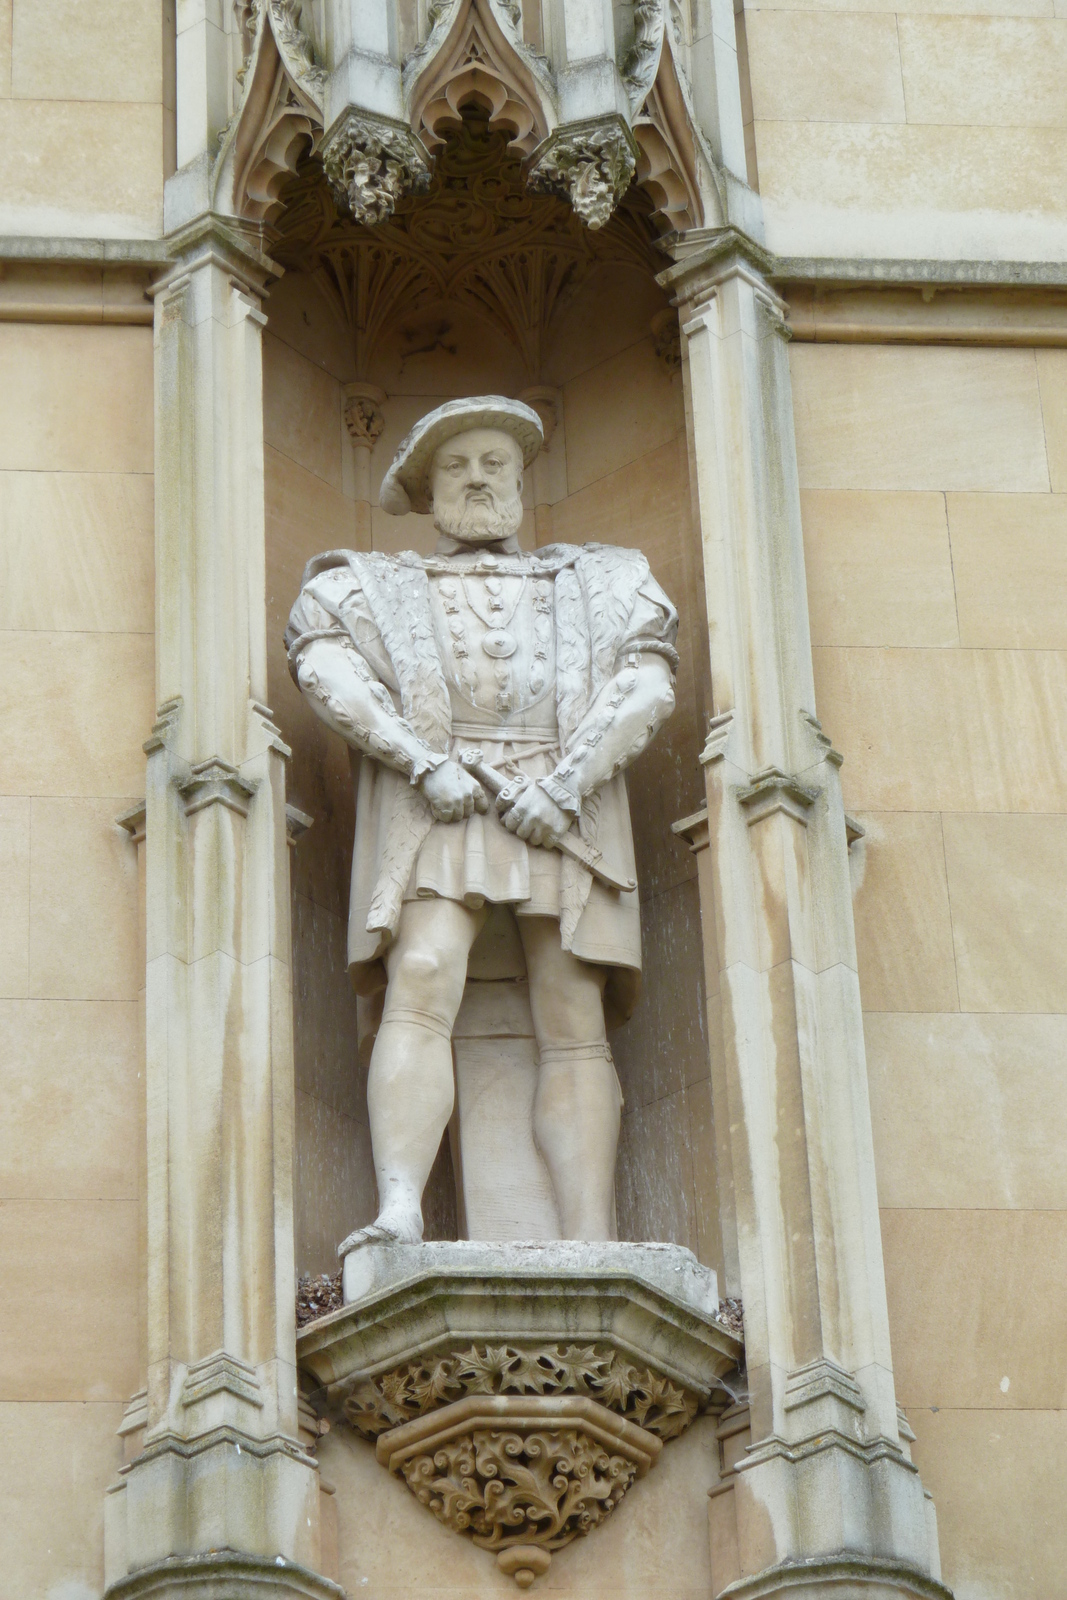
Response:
379,396,544,516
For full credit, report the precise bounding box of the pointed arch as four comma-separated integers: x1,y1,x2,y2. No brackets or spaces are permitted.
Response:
406,0,556,158
215,1,325,225
633,34,725,231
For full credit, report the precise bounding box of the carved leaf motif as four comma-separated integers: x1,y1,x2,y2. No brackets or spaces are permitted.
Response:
400,1426,639,1552
341,1341,701,1444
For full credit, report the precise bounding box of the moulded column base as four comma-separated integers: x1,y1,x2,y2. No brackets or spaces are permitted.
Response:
103,1550,346,1600
717,1554,954,1600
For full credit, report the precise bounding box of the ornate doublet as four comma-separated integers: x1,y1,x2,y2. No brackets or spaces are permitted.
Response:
286,541,678,1015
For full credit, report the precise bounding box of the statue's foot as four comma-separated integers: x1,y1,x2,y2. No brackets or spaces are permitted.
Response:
337,1209,423,1260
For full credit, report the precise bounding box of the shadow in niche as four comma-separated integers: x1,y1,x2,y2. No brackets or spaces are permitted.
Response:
270,106,665,381
270,107,718,1280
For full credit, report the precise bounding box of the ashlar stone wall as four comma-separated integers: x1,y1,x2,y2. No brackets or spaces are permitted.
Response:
793,337,1067,1600
0,322,155,1599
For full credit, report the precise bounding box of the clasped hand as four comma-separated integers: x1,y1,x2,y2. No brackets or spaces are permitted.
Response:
419,759,488,823
497,778,570,849
419,761,570,847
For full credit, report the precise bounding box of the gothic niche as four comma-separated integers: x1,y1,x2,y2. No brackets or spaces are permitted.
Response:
271,108,665,380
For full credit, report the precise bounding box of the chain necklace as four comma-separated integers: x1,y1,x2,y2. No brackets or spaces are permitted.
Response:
460,572,527,660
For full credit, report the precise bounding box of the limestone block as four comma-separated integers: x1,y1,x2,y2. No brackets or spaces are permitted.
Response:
0,100,163,236
883,1209,1067,1409
812,646,1067,813
562,338,682,493
292,897,364,1119
0,998,139,1199
296,1090,376,1279
0,1198,138,1400
850,811,959,1013
949,491,1067,648
801,490,958,648
760,120,1067,260
612,880,709,1111
543,264,672,388
29,797,141,1001
0,635,153,798
791,345,1049,494
0,324,152,472
1036,349,1067,492
866,1012,1067,1210
0,2,10,97
0,471,153,634
0,796,29,999
615,1087,698,1256
942,811,1067,1013
265,444,359,638
12,0,163,102
264,333,344,489
451,980,561,1242
898,16,1067,128
0,1400,122,1600
909,1408,1067,1600
746,12,906,123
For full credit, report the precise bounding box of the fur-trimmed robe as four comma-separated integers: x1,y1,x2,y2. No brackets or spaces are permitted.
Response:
286,542,678,1021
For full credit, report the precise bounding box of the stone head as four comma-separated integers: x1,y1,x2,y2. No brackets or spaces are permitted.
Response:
429,426,524,546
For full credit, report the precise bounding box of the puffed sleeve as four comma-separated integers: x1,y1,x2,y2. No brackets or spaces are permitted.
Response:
616,568,680,673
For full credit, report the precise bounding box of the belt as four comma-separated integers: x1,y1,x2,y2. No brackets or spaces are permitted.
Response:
450,722,559,744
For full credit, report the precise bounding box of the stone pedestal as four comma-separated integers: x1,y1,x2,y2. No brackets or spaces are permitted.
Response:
301,1241,741,1587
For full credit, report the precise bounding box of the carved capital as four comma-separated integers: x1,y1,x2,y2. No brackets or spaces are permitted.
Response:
343,382,387,449
321,112,431,226
528,117,638,231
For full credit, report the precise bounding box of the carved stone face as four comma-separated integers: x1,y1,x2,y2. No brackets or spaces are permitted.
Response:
429,426,525,546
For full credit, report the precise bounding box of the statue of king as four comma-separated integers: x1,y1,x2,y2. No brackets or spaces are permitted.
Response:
285,396,678,1256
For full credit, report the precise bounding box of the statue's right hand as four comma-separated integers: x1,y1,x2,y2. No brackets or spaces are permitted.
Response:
419,759,488,824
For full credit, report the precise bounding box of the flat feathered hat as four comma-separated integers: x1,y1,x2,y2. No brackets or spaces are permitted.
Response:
378,395,544,516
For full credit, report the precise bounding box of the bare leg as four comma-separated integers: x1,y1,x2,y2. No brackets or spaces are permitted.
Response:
518,916,620,1241
339,897,486,1257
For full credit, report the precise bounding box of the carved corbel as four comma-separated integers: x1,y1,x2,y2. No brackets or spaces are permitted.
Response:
321,110,432,226
215,0,325,225
343,381,386,449
528,116,638,231
406,0,555,158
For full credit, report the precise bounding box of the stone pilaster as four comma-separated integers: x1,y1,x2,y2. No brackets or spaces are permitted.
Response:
660,230,950,1600
101,216,341,1600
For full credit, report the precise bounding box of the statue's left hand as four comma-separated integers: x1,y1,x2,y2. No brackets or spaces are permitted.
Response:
498,781,571,849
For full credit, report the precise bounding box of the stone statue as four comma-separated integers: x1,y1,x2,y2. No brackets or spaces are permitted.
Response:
286,396,678,1255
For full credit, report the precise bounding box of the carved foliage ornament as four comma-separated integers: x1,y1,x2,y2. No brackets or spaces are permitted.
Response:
321,111,433,227
340,1341,700,1441
529,118,639,232
379,1397,659,1585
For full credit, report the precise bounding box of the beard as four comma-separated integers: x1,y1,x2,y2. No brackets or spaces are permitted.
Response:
433,489,524,545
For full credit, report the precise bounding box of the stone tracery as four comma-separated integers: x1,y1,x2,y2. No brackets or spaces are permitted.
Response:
272,113,664,377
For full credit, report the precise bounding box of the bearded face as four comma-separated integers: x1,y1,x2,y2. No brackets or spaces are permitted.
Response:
429,427,525,546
